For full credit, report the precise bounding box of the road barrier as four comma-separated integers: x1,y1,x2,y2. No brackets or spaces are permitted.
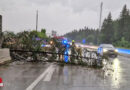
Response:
0,49,11,64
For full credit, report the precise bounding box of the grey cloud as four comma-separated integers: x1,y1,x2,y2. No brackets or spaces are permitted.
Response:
0,0,130,35
26,0,100,12
0,0,15,11
26,0,128,12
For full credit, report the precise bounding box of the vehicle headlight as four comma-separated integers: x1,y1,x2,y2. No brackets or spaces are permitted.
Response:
103,49,108,52
115,49,118,52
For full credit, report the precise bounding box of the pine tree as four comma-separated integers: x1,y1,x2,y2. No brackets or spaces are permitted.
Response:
100,12,114,44
118,5,130,41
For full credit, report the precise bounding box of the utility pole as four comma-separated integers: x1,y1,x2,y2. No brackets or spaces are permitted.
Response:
97,2,103,44
36,10,38,31
0,15,2,48
99,2,103,31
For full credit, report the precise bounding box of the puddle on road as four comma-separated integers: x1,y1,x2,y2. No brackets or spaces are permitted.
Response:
55,58,123,89
102,58,122,89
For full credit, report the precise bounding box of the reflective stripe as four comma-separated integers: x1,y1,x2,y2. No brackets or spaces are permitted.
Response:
0,83,4,87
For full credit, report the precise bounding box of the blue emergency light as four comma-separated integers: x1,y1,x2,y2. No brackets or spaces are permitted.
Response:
82,39,86,44
62,39,70,63
41,44,46,47
64,50,69,63
62,39,68,45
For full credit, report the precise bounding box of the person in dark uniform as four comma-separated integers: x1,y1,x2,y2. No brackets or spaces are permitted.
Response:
70,40,77,63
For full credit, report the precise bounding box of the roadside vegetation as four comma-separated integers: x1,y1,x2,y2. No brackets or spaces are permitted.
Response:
2,29,48,51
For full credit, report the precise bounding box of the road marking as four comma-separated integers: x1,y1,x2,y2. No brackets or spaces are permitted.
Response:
43,67,55,81
26,65,54,90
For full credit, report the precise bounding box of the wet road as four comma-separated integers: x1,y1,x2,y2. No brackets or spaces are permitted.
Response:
0,55,130,90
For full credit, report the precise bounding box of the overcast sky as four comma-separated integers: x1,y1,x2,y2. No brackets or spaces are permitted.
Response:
0,0,130,35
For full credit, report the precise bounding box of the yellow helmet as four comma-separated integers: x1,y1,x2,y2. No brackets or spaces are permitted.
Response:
72,40,75,43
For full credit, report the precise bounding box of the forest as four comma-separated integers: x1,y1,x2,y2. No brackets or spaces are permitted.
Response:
64,5,130,48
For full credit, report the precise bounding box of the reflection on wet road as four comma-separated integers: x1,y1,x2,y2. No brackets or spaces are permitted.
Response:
112,58,121,89
0,55,130,90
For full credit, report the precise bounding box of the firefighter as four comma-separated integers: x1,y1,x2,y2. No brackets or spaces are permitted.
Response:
50,40,57,61
70,40,77,63
58,44,65,62
76,45,82,64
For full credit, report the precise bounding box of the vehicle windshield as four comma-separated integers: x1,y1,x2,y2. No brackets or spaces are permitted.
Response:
102,44,114,49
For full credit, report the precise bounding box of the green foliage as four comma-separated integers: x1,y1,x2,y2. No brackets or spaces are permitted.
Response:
86,35,95,43
117,5,130,41
64,27,98,44
38,29,47,38
100,12,114,43
2,28,48,50
115,37,130,48
30,29,47,39
3,31,16,38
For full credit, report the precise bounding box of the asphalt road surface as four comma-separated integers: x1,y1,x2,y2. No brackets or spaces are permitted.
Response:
0,55,130,90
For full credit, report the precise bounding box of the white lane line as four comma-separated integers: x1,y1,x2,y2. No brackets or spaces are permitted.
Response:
43,67,55,82
26,65,53,90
